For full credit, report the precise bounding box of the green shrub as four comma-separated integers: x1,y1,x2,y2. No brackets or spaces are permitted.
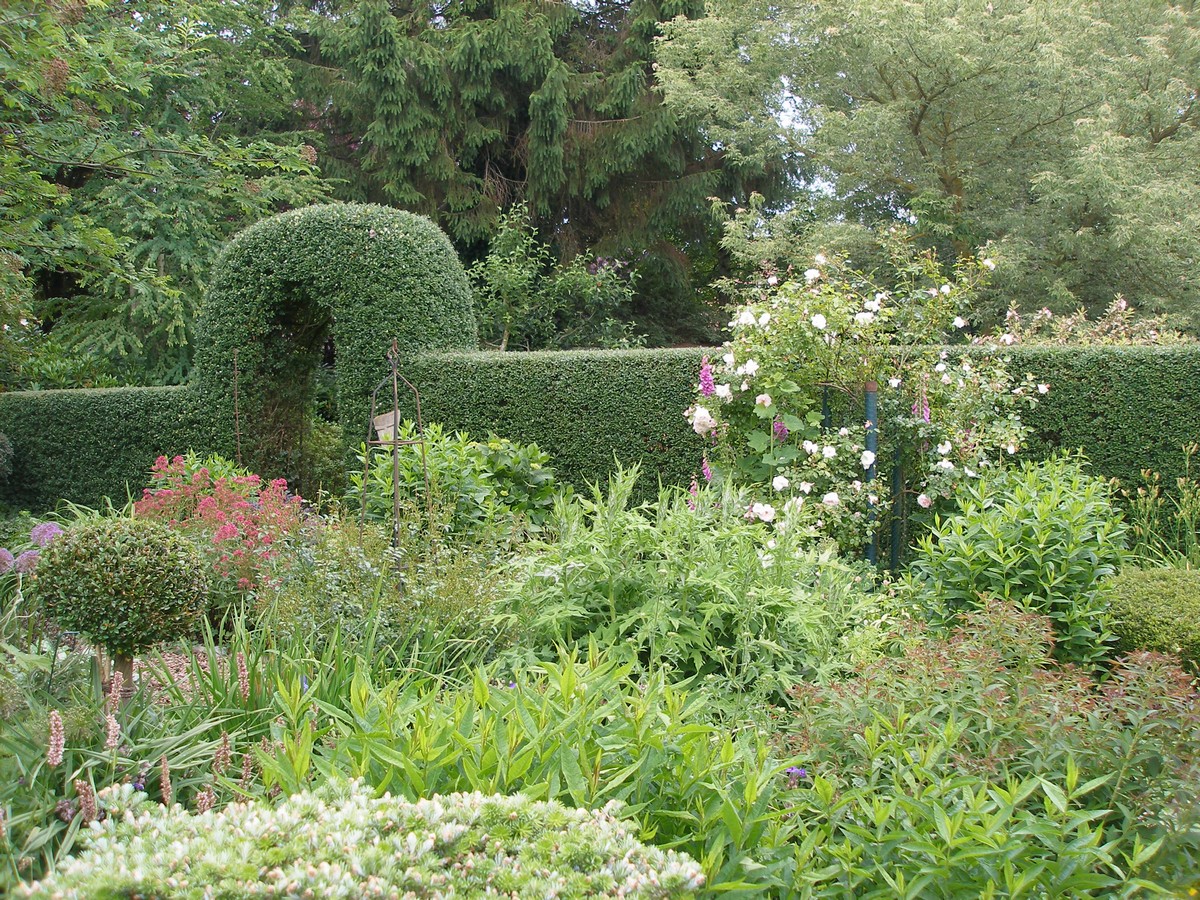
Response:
37,517,209,661
19,781,704,899
782,601,1200,896
258,652,805,895
348,421,560,540
907,455,1126,666
1106,566,1200,669
497,466,878,699
256,515,507,674
192,203,477,477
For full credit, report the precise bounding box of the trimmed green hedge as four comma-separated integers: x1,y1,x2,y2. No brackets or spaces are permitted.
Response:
192,203,476,472
0,386,202,511
2,345,1199,511
395,349,709,493
1009,346,1200,491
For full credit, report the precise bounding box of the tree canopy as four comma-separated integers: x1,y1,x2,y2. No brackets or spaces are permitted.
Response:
657,0,1200,325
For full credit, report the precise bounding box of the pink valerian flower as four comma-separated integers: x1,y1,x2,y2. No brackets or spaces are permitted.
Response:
698,357,716,397
47,710,65,767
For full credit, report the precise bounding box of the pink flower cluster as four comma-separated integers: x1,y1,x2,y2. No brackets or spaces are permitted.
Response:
135,456,302,591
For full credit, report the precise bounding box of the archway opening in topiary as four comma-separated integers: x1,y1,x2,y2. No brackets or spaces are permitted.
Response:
192,203,478,482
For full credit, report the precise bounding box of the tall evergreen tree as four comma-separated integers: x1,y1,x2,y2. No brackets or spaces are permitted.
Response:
287,0,789,340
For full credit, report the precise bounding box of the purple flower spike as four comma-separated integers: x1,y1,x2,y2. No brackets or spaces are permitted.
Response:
701,457,713,483
773,418,789,441
0,549,13,575
14,549,39,575
30,522,64,548
699,357,715,397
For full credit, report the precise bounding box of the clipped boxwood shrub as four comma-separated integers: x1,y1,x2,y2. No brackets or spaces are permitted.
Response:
38,517,209,681
1106,566,1200,669
192,203,477,477
20,782,705,899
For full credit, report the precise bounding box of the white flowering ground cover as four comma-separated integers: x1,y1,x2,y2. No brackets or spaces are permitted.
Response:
19,781,704,899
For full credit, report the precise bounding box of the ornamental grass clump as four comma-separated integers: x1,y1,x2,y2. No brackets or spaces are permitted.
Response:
37,516,208,687
19,781,705,899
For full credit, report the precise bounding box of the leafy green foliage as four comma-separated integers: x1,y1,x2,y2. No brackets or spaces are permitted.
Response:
348,421,559,540
908,456,1126,667
38,518,209,658
470,204,643,351
192,203,476,477
288,0,782,341
1106,567,1200,670
783,601,1200,896
657,0,1200,328
497,468,877,698
19,781,705,899
256,515,508,675
260,651,805,895
0,0,329,384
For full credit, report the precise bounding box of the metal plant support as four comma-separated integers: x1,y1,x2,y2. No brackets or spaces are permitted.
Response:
361,339,431,548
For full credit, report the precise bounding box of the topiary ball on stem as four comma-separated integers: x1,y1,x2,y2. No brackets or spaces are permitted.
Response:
38,517,209,692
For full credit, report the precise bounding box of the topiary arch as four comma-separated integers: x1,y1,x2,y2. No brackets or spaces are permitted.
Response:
192,203,477,476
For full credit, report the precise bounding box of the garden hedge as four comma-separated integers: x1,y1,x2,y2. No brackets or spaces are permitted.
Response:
393,349,709,494
2,345,1199,511
191,203,476,473
0,386,203,511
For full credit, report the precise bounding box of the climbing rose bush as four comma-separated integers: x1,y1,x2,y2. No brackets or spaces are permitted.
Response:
688,232,1040,549
20,781,706,899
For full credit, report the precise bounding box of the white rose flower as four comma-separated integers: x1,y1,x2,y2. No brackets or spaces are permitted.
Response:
714,383,733,400
864,297,882,312
983,258,996,270
758,312,771,326
936,459,954,471
953,316,967,329
917,493,933,508
822,491,840,506
805,268,821,282
940,284,951,295
811,313,827,329
937,441,952,455
756,393,772,407
802,440,818,454
888,377,901,388
935,362,946,372
722,352,735,367
1038,383,1050,394
749,502,776,522
861,450,876,469
772,475,789,491
814,253,827,265
689,406,717,436
743,359,760,376
798,481,813,494
767,275,778,286
736,309,757,326
854,311,875,325
822,445,837,459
